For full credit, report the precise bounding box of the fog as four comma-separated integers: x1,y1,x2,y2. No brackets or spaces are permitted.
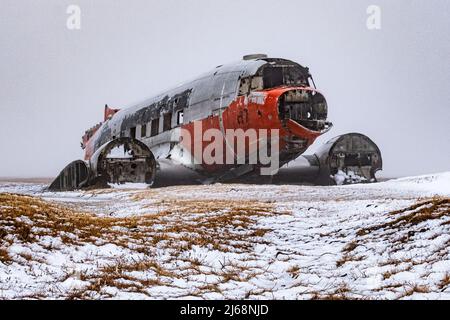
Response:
0,0,449,178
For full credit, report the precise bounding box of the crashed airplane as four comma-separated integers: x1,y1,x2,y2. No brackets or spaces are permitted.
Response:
49,54,382,191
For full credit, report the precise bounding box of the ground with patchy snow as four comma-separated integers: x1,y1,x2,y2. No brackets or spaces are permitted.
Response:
0,172,449,300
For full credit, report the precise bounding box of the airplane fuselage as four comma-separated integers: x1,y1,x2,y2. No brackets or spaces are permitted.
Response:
83,55,331,179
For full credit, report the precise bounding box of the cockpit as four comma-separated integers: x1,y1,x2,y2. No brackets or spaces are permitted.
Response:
238,59,315,95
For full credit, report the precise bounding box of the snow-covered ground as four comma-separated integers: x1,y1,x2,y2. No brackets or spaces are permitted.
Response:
0,172,449,299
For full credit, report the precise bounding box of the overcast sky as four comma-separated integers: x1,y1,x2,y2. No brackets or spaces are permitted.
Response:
0,0,449,178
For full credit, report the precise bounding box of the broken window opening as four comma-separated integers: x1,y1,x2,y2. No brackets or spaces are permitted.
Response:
163,113,172,132
250,76,263,91
260,64,310,89
263,67,284,89
141,124,147,138
150,118,159,137
130,127,136,139
238,77,251,96
278,90,330,132
177,111,184,125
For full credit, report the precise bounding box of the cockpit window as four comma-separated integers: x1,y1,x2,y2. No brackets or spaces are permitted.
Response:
263,66,309,89
263,67,284,88
238,60,313,96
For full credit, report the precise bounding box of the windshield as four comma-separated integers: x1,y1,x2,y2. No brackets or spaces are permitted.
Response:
262,65,310,89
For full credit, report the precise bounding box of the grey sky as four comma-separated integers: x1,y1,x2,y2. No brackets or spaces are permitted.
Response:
0,0,449,178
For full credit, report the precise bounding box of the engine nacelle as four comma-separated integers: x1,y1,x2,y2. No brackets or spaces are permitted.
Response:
89,137,157,186
276,133,382,185
48,160,90,191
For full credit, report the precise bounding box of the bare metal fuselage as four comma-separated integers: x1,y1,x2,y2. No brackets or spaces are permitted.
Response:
49,55,382,191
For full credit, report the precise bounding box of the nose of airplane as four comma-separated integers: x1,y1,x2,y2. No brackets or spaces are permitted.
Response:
278,88,331,130
273,87,332,141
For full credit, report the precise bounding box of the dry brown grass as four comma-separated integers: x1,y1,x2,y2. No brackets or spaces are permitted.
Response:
197,283,222,294
336,241,361,267
310,284,352,300
379,259,402,267
398,284,430,298
0,193,277,252
343,241,358,253
335,198,450,269
382,264,412,280
0,248,11,264
438,273,450,290
67,257,172,299
335,253,365,267
287,265,301,279
0,192,283,298
357,198,450,237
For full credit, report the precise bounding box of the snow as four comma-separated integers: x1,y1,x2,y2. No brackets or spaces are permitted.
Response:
107,182,150,189
106,145,133,158
0,172,449,299
377,172,450,196
331,169,368,185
